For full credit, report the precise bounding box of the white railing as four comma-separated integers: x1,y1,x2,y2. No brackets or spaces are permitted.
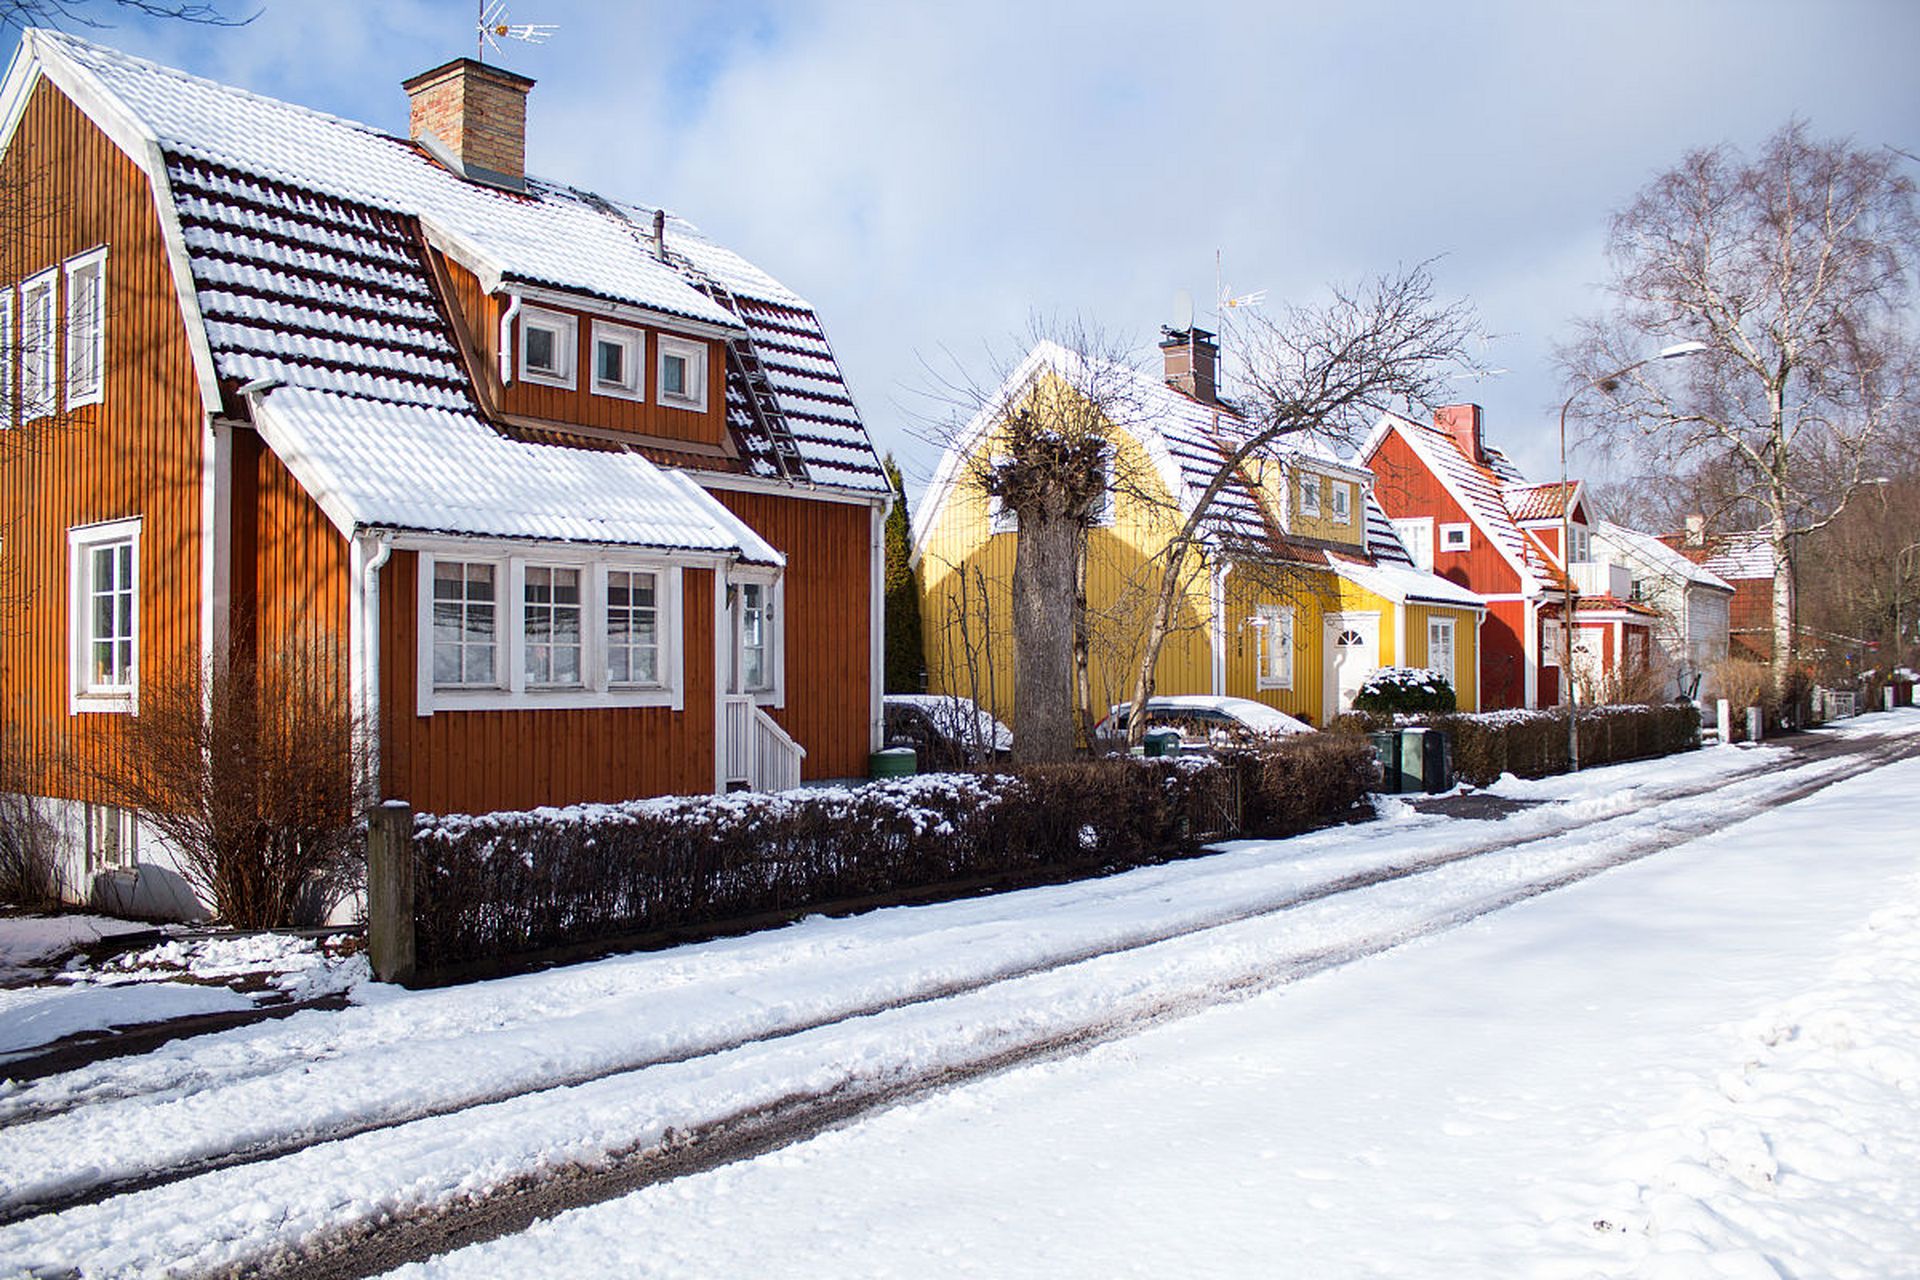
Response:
722,693,807,792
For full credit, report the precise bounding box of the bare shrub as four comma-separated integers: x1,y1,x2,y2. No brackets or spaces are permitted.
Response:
93,639,368,928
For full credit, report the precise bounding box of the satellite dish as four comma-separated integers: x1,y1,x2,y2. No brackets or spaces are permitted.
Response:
1173,288,1193,333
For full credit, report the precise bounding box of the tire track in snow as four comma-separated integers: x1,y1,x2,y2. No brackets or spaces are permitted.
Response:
2,730,1912,1239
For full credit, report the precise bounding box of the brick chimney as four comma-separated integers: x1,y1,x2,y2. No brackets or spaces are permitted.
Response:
1160,326,1218,405
403,58,535,189
1434,403,1483,464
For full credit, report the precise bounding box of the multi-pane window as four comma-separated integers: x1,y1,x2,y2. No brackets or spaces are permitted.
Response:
86,803,137,873
1299,473,1321,518
432,560,499,687
69,517,140,712
523,565,583,686
21,270,56,420
1255,604,1294,690
1427,616,1456,688
656,334,707,409
738,581,771,692
65,249,107,408
605,569,660,685
0,285,14,428
519,307,576,388
1542,618,1565,667
592,321,643,400
1392,518,1434,572
1330,481,1351,525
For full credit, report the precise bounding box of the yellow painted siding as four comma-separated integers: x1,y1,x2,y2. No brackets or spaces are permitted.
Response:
1405,603,1481,710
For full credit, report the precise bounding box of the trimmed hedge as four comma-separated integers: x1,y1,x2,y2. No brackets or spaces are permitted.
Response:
1329,703,1701,786
1352,666,1457,714
408,736,1380,976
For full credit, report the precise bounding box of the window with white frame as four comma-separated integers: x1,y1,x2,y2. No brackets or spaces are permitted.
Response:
1542,618,1564,666
21,269,56,420
1427,615,1456,688
432,559,502,688
85,802,137,873
0,285,14,428
68,516,140,712
65,247,107,409
1440,522,1471,553
1255,603,1294,690
590,321,643,400
605,569,662,686
1392,517,1434,571
419,550,685,713
1569,523,1591,564
1298,472,1321,518
656,334,707,410
523,565,584,687
1330,481,1351,525
518,306,577,388
730,575,783,699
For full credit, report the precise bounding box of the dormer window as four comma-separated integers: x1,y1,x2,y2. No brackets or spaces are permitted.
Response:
1299,472,1321,518
519,306,576,388
591,321,643,400
1330,482,1351,525
656,334,707,411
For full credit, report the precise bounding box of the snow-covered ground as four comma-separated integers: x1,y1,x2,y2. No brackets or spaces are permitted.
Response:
1,712,1916,1278
0,913,152,985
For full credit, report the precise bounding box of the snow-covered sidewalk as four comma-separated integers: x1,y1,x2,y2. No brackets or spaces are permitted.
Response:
1,712,1916,1277
379,740,1920,1278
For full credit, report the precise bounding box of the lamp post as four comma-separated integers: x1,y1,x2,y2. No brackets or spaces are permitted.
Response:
1557,340,1707,771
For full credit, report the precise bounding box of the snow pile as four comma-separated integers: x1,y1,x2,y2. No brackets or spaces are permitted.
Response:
90,932,369,1002
0,913,156,985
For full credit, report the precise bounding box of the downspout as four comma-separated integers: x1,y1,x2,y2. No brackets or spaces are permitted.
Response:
356,531,394,797
870,498,887,752
1209,562,1232,697
497,291,522,388
1473,609,1486,712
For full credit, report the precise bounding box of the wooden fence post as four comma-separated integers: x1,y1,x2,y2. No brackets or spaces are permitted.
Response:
367,800,416,985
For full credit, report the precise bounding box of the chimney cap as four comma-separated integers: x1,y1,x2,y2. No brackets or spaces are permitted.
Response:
402,56,536,94
1159,325,1217,349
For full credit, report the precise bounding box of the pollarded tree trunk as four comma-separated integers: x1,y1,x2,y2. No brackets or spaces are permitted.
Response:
1010,499,1078,763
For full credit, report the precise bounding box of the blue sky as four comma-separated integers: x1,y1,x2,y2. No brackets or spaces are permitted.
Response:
7,0,1915,507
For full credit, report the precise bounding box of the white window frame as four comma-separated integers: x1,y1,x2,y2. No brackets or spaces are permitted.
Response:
1542,618,1565,667
518,305,577,389
0,285,14,429
21,268,57,422
429,555,508,691
520,562,587,689
417,546,685,715
1330,481,1351,526
1427,615,1456,689
65,246,107,410
68,516,141,715
1569,523,1591,565
85,802,137,874
589,320,644,401
1440,522,1472,553
1392,517,1434,572
1299,471,1322,518
729,568,786,706
604,566,667,690
1254,603,1294,690
655,333,708,411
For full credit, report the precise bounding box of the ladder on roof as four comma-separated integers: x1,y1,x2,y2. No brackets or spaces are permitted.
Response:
682,269,810,485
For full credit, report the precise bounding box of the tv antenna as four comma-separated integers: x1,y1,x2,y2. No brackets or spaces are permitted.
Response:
476,2,556,61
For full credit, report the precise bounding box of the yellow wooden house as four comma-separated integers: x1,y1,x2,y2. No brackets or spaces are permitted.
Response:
910,330,1486,729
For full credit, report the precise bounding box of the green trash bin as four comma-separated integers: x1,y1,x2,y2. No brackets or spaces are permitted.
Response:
1368,730,1401,792
869,747,917,778
1143,726,1182,758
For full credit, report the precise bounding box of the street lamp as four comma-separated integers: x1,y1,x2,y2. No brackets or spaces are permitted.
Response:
1557,340,1708,771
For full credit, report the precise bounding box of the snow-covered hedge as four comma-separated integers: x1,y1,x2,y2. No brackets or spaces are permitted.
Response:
404,739,1377,979
1351,667,1456,714
1332,703,1700,786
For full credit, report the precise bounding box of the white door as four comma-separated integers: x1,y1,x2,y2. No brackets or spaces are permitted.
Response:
1324,612,1380,716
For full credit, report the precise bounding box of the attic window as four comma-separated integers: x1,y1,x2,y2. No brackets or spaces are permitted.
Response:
657,334,707,411
1299,473,1321,518
21,269,56,420
1331,482,1351,526
66,247,107,410
591,321,643,400
519,306,576,389
1440,523,1471,553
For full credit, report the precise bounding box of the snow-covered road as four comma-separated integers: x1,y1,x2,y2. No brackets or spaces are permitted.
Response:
3,713,1918,1278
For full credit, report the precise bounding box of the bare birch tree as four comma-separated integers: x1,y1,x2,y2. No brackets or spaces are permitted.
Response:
1566,122,1920,698
1121,265,1477,744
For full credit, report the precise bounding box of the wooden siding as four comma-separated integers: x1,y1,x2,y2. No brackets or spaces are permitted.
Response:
0,80,206,799
438,253,727,449
376,550,718,813
710,487,874,780
1365,430,1521,596
1406,603,1480,711
240,433,350,685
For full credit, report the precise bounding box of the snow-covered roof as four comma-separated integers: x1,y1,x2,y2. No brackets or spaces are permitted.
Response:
1595,522,1734,593
17,30,887,495
1505,481,1574,523
257,388,782,562
1329,559,1487,610
1698,531,1775,581
915,341,1424,575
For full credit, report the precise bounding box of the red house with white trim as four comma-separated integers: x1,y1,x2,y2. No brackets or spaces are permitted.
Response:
1357,405,1657,709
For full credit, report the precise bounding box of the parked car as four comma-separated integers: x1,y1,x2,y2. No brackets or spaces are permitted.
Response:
883,695,1014,770
1093,695,1311,753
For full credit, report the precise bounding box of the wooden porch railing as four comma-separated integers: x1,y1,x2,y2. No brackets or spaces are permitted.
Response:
723,693,806,792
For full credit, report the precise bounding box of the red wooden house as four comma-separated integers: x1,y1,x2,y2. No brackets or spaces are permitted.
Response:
1663,526,1777,664
0,33,889,914
1358,404,1656,709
